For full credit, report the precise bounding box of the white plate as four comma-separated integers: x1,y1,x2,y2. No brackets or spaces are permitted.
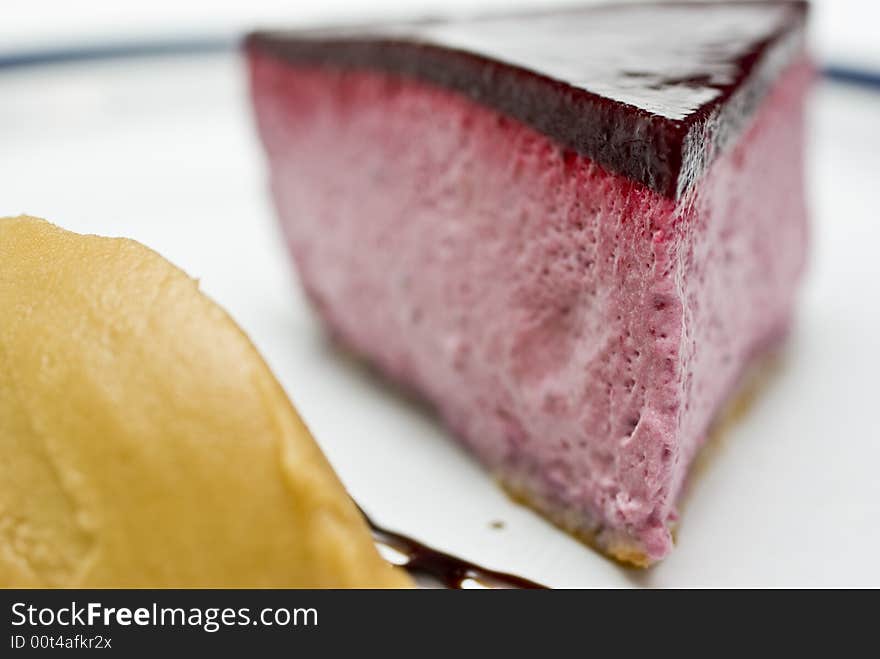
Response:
1,52,878,587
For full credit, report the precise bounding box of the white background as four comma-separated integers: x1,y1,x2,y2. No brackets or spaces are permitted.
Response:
2,0,880,68
1,2,878,587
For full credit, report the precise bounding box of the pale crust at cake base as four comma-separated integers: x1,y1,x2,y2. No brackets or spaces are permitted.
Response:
501,477,656,568
498,348,784,569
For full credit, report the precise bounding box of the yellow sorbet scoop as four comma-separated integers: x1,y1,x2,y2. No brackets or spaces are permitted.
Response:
0,215,410,588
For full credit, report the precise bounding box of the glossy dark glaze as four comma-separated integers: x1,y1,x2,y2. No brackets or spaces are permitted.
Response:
360,509,546,589
246,1,807,199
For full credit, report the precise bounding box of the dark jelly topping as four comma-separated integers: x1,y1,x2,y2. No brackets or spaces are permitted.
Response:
247,1,807,198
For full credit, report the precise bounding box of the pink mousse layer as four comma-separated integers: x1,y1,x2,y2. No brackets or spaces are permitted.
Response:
249,54,811,562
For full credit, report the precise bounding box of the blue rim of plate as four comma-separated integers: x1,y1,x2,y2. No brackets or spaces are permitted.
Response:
0,36,235,70
0,35,877,91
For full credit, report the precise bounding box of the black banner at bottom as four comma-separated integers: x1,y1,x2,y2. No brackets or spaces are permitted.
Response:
0,588,866,653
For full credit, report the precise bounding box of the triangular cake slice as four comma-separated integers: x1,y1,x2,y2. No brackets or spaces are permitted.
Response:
246,1,810,564
0,216,410,587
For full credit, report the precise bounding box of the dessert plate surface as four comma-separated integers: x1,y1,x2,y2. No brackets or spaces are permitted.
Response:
1,52,878,587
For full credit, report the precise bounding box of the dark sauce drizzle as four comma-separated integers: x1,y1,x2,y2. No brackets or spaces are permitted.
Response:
359,508,547,589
